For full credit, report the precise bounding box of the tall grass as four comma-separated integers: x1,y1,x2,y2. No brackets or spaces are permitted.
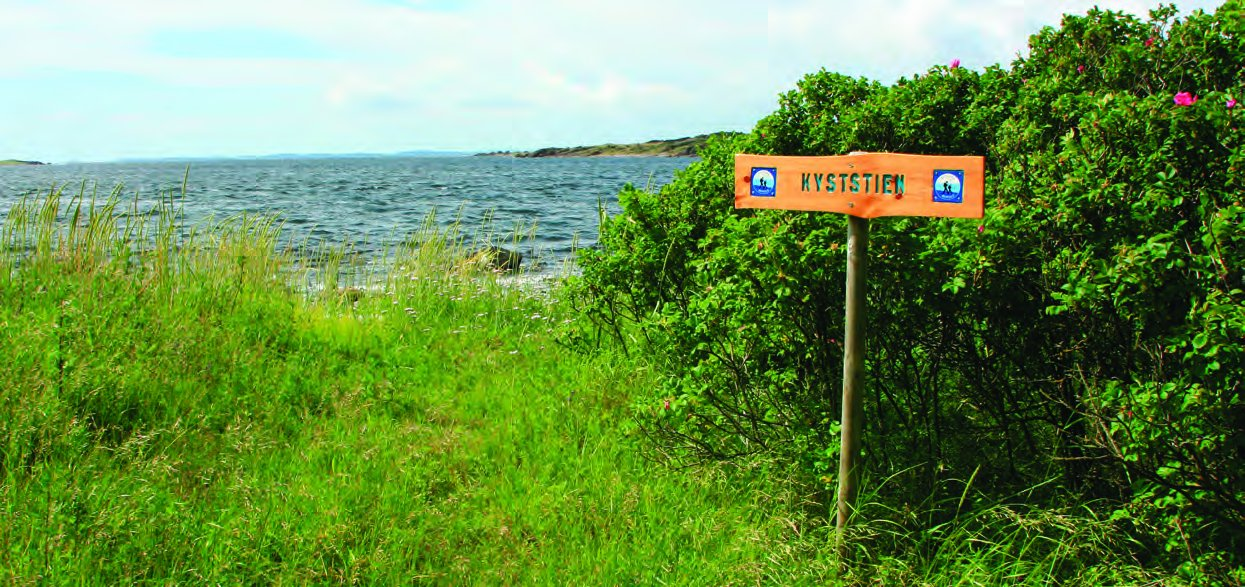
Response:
837,471,1170,586
0,184,832,584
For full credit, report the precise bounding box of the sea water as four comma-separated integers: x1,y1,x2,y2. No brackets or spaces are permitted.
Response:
0,155,695,275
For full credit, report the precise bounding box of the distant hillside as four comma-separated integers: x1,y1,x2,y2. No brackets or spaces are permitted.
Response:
0,159,47,166
479,133,737,158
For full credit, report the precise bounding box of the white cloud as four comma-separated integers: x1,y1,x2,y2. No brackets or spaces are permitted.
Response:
0,0,1227,160
766,0,1226,85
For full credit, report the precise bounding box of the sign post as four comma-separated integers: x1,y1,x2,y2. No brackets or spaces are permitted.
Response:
838,214,867,539
734,151,985,554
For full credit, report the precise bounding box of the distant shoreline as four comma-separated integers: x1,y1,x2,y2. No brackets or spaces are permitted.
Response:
477,133,735,158
0,159,48,166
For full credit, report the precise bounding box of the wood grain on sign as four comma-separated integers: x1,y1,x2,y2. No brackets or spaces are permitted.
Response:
735,153,985,219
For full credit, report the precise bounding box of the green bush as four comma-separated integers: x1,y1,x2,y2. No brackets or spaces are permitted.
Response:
571,1,1243,579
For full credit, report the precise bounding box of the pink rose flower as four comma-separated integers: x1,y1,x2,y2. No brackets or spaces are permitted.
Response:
1077,65,1085,74
1145,37,1155,47
1228,98,1238,109
1173,92,1197,106
950,58,960,69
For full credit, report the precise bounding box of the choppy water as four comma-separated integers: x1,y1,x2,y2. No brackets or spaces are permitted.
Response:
0,155,693,274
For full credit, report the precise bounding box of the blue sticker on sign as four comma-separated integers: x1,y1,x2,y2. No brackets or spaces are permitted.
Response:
932,170,964,203
751,167,777,197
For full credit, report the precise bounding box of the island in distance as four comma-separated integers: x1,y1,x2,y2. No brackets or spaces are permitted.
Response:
0,159,48,166
477,133,738,158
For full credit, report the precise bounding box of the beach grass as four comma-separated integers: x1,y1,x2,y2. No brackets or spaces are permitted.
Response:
0,184,834,584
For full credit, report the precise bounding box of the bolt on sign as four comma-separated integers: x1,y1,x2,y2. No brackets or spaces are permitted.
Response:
735,153,985,219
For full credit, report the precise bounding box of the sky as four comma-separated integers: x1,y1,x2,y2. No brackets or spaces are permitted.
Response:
0,0,1226,162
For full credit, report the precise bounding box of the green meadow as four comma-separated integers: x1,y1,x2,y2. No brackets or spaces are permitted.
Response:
0,186,831,584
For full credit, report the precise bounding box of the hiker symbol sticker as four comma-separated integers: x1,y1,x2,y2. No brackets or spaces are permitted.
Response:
932,170,964,203
750,167,777,197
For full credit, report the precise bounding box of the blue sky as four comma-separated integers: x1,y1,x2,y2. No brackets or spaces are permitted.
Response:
0,0,1226,162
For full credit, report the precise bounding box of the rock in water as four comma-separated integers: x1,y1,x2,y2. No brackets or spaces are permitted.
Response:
338,287,364,303
468,246,523,272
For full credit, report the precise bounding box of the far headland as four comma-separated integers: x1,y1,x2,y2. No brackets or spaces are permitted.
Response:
0,159,49,166
477,133,738,158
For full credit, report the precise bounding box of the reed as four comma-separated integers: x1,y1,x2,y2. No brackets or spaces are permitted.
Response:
0,181,832,584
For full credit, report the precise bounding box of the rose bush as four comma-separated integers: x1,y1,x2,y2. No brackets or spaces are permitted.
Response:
570,2,1243,579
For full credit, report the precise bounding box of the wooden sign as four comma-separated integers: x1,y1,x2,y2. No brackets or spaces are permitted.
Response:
732,150,987,554
735,152,985,218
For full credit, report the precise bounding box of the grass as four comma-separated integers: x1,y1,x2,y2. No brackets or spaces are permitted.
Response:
0,183,833,584
0,182,1199,585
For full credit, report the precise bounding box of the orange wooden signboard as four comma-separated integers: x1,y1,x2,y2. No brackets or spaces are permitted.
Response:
733,150,986,550
735,152,985,218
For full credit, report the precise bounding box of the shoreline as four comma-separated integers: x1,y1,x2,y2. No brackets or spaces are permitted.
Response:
475,152,697,159
477,132,734,158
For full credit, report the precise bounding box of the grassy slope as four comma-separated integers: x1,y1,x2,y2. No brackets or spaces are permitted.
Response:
0,192,829,584
0,159,47,166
